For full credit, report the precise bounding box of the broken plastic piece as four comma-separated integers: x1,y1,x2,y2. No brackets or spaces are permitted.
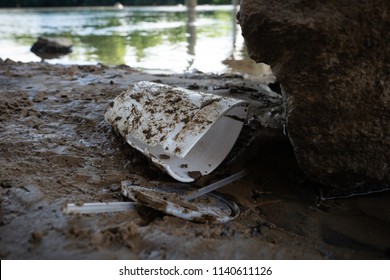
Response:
63,201,136,214
121,181,240,223
121,171,246,223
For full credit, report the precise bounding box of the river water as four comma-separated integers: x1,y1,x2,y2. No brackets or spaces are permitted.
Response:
0,5,261,74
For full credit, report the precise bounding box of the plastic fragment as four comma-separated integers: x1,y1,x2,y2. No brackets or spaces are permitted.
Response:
63,201,136,214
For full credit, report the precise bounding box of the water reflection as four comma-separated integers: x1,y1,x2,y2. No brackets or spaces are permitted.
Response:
0,5,267,76
231,0,239,51
185,0,196,70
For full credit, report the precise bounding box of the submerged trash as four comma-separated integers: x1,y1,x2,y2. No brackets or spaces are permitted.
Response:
121,171,246,223
63,172,245,223
105,81,248,182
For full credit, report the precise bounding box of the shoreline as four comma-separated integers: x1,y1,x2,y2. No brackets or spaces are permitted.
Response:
1,60,389,259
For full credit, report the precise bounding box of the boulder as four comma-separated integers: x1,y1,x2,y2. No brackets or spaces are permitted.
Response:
238,0,390,193
31,37,72,59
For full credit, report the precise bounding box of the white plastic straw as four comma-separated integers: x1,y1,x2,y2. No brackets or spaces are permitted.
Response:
184,170,247,201
63,201,136,214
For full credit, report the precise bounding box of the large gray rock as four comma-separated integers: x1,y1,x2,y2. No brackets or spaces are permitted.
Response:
238,0,390,192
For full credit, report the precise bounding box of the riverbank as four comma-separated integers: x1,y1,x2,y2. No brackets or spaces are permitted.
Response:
1,59,389,259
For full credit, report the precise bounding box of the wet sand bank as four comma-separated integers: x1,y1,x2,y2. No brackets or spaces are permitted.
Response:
1,59,389,259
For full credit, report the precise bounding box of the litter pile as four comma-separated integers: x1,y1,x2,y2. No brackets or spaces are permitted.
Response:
67,81,249,223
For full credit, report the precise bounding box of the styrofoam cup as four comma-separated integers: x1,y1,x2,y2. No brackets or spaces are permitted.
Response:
105,81,248,182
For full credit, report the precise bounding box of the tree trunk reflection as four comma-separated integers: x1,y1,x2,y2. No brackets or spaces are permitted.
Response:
186,0,197,70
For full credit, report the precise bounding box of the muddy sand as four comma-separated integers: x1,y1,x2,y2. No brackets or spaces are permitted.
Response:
1,59,389,259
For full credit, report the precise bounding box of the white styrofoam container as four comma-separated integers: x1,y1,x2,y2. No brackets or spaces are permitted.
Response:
105,81,248,182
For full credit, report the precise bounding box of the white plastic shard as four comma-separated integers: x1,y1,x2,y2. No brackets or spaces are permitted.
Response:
105,81,248,182
63,202,136,214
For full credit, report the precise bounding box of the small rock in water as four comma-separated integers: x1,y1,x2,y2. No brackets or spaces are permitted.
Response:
31,37,72,60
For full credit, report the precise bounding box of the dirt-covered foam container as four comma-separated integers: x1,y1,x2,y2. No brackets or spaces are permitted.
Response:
105,81,248,182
